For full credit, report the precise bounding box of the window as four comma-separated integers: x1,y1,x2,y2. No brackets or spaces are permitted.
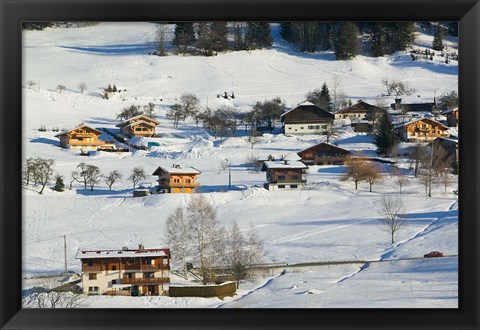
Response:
278,175,286,181
111,265,117,271
322,125,328,129
300,127,304,129
308,125,320,130
186,179,191,183
289,175,299,180
290,185,298,189
288,127,292,130
88,286,99,293
174,178,180,183
144,272,154,279
278,185,285,189
88,273,97,280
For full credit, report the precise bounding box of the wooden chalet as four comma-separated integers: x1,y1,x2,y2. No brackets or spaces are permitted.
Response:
281,101,334,135
152,164,201,193
55,124,105,150
116,115,159,138
261,160,308,190
297,143,351,165
75,245,171,296
394,118,449,142
334,101,384,121
442,108,458,127
432,137,458,164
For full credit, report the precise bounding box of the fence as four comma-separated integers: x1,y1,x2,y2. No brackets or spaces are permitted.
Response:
168,281,236,298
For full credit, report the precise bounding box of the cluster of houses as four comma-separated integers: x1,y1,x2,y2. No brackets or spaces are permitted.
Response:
67,99,458,297
53,98,458,195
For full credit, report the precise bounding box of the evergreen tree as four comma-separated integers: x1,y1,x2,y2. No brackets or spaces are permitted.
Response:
53,175,65,192
173,23,196,54
195,22,213,55
305,82,332,111
432,24,445,51
333,22,359,60
370,23,386,57
385,22,416,54
246,22,272,50
373,110,396,156
293,22,321,52
448,22,458,37
210,22,228,52
232,23,246,51
319,23,333,50
280,23,294,42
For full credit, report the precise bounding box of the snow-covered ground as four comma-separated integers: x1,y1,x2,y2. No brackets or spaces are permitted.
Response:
22,22,458,308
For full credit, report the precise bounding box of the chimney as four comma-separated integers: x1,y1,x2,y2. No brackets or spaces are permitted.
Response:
284,160,288,165
138,244,144,251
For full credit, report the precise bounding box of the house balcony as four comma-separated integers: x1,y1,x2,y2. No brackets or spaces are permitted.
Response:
120,277,170,285
75,133,98,138
82,265,102,272
68,140,105,146
123,263,170,271
268,179,306,184
158,182,200,189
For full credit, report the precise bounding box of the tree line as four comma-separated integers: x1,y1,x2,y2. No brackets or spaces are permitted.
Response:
23,159,149,193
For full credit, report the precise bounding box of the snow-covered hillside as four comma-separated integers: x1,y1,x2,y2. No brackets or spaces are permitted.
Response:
22,22,458,308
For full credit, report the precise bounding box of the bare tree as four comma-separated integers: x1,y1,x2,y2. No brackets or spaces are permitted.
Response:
363,163,382,192
105,170,122,190
245,155,260,172
166,207,191,275
409,143,428,178
379,196,406,244
143,102,155,118
78,82,87,94
341,158,368,190
166,103,184,128
186,194,223,284
129,167,146,190
72,163,100,191
391,166,409,194
32,158,55,194
26,80,37,90
23,157,36,185
154,23,169,56
246,134,261,149
117,104,143,121
26,278,85,308
56,84,66,94
418,144,449,197
323,124,340,144
331,75,348,112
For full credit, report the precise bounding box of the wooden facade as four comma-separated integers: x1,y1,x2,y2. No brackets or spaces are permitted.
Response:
281,102,334,135
116,115,159,138
394,118,449,142
334,101,384,121
152,164,201,193
76,245,171,296
261,160,308,190
55,124,105,150
443,108,458,127
297,143,351,165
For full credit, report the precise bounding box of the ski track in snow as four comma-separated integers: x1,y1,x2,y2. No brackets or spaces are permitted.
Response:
336,200,458,283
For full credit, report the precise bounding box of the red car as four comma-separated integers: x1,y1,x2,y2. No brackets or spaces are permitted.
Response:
424,251,443,258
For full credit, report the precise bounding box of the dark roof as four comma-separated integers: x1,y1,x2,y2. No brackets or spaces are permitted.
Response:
336,101,384,114
281,103,334,124
297,143,351,158
390,102,435,112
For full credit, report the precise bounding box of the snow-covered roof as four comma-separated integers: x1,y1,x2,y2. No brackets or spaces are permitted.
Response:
262,160,308,170
152,165,201,175
54,124,102,137
441,107,458,115
116,115,159,127
75,247,170,259
394,117,448,129
123,120,159,128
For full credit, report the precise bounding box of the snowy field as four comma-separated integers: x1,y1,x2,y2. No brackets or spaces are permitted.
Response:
22,22,458,308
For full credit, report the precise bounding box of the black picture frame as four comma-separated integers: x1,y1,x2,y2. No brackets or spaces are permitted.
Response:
1,0,479,329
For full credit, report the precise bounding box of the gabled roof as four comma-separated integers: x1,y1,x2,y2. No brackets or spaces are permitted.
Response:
116,115,159,127
394,117,449,130
123,120,158,128
281,102,334,123
261,160,308,171
297,142,351,157
152,165,201,175
335,101,384,114
75,247,171,259
54,124,102,137
390,102,435,112
441,107,458,115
